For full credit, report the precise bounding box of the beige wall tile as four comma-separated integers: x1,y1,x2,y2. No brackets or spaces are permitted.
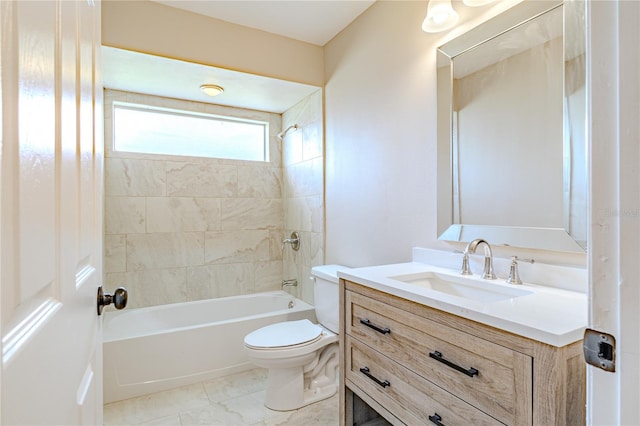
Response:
237,166,282,198
127,233,205,270
268,229,284,261
146,197,220,233
166,162,237,197
253,261,283,293
298,263,315,304
220,198,283,231
187,263,254,300
309,232,324,267
105,158,166,196
284,158,323,198
105,268,188,309
105,197,146,234
105,234,127,273
302,120,322,161
282,90,324,299
283,129,303,166
205,230,270,264
286,196,323,233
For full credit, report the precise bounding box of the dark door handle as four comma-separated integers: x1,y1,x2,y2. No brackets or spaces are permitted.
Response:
97,286,128,315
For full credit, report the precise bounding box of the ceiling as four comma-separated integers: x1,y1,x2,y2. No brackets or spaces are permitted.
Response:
103,1,375,113
102,46,320,114
150,0,376,46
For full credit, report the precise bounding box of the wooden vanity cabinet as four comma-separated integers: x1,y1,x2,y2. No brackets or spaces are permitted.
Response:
339,279,586,426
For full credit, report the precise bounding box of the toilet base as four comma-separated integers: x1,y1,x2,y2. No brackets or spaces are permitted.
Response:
264,372,337,411
263,343,339,411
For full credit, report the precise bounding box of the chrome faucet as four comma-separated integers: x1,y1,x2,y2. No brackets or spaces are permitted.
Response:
460,239,496,280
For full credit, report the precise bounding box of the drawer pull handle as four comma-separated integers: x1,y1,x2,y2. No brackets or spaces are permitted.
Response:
360,318,391,334
359,367,391,388
429,413,445,426
429,351,479,377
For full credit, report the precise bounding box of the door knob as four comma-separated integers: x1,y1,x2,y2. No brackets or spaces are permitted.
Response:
97,286,128,315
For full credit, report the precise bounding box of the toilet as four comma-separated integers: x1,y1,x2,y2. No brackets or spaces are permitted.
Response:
244,264,348,411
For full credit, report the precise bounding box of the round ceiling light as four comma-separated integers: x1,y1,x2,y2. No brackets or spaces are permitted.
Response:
200,84,224,97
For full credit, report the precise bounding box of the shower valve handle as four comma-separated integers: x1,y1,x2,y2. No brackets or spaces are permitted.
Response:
97,286,128,315
281,231,300,251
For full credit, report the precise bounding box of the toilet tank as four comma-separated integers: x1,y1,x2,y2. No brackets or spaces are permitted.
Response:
311,265,350,334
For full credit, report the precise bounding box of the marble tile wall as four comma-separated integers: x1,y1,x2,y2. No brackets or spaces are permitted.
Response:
104,90,284,309
281,90,325,304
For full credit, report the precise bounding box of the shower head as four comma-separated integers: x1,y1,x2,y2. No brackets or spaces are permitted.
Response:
277,124,299,140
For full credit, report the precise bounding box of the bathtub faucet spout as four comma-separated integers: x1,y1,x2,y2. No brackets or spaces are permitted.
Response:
282,279,298,288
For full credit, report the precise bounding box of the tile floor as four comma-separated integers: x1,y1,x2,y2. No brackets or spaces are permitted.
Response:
103,368,339,426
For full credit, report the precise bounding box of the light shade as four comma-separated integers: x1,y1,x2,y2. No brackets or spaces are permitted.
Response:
200,84,224,97
422,0,459,33
462,0,496,6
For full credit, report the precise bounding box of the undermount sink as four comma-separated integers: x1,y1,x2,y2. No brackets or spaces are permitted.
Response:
388,271,533,302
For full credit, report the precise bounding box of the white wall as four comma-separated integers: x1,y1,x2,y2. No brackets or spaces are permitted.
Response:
324,0,586,268
324,1,435,267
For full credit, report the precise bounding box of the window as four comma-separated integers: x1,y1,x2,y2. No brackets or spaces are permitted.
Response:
113,102,269,161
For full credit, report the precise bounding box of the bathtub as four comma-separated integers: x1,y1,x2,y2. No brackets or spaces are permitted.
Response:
103,291,316,403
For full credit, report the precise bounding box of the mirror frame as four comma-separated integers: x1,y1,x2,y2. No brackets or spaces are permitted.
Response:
436,0,586,253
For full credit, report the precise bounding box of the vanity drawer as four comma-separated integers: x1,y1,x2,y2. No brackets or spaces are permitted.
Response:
346,336,504,426
346,289,533,425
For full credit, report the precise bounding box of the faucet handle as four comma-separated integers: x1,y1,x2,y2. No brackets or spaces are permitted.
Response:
511,255,535,264
506,256,534,285
281,231,300,251
459,251,472,275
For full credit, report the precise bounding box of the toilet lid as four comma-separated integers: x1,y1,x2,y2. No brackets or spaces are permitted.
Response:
244,319,323,349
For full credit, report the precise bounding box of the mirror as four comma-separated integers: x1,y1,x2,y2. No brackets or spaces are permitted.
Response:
437,0,586,252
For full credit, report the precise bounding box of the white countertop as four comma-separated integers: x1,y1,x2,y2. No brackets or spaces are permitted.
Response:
339,262,587,347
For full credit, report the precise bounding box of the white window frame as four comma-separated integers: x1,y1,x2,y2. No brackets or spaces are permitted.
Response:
111,101,270,162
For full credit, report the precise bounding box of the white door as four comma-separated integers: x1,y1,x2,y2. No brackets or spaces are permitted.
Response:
1,1,104,424
588,1,640,425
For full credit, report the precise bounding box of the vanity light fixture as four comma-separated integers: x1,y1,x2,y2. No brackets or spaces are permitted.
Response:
422,0,459,33
200,84,224,97
462,0,496,6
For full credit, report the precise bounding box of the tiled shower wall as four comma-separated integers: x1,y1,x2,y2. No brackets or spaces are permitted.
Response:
281,90,324,304
104,90,285,309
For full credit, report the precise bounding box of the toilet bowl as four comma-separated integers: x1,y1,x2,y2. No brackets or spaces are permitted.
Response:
243,265,348,411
